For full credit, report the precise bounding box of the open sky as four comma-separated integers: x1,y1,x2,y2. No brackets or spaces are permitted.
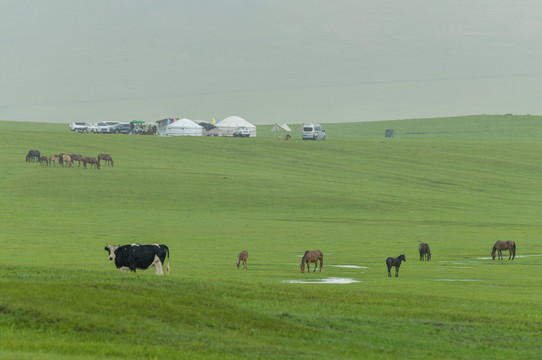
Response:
2,0,542,124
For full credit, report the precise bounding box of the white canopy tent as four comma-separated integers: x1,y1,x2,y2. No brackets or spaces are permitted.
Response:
270,123,292,139
216,116,257,137
165,118,203,136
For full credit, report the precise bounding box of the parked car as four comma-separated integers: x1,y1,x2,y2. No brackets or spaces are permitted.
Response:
233,127,250,137
90,122,112,133
302,123,326,140
104,121,120,127
110,123,132,134
69,122,92,133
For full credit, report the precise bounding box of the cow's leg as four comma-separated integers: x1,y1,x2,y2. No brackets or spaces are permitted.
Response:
153,255,164,275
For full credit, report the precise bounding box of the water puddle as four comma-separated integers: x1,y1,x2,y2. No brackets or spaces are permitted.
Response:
477,254,542,260
433,279,484,282
329,265,369,269
283,277,360,284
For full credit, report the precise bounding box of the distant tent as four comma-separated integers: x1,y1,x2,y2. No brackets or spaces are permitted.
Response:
165,118,203,136
270,123,292,139
215,116,257,137
156,118,178,135
194,121,220,136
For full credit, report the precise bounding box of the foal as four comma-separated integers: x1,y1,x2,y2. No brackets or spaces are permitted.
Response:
419,243,431,261
236,250,248,270
386,254,406,277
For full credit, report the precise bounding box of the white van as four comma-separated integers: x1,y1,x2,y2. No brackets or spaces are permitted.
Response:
302,123,326,140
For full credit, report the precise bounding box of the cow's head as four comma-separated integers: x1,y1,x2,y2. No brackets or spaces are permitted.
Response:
105,245,120,261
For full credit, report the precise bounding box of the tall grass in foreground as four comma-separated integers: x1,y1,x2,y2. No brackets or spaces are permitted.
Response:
1,115,542,359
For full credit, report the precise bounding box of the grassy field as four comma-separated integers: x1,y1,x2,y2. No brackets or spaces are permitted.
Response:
1,115,542,359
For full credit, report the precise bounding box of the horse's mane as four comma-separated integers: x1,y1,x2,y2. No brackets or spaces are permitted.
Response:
301,250,309,262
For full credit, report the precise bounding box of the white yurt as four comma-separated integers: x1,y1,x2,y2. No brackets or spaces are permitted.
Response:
216,116,257,137
165,118,203,136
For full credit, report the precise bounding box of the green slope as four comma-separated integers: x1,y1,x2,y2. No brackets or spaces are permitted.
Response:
1,115,541,359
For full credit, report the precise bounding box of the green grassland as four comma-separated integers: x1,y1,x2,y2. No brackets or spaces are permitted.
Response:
1,115,542,359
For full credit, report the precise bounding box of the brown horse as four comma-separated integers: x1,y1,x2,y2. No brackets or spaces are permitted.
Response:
70,154,84,167
386,254,406,277
49,155,59,166
62,154,73,167
39,156,48,165
236,250,248,270
83,157,100,169
300,250,323,273
492,240,516,260
98,154,114,167
419,243,431,261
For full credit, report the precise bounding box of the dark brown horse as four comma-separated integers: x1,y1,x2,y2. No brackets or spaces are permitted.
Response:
236,250,248,270
39,156,48,165
98,154,114,167
492,240,516,260
300,250,323,273
70,154,84,167
419,243,431,261
83,157,100,169
386,254,406,277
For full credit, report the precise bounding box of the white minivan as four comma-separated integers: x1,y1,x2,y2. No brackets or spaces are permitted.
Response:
302,123,326,140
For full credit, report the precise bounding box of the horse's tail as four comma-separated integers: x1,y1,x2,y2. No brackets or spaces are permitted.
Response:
110,158,114,167
512,242,516,260
319,251,324,271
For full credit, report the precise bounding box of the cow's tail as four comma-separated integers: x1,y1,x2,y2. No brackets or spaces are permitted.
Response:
164,245,170,274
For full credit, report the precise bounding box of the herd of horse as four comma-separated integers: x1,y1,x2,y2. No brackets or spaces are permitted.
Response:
236,240,517,278
25,150,113,169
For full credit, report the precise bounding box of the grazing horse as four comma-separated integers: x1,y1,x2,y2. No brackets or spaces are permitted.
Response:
419,243,431,261
56,154,64,166
25,150,40,162
49,155,59,166
39,156,48,165
492,240,516,260
98,154,114,167
386,254,406,277
62,154,73,167
236,250,248,270
70,154,84,167
83,157,100,169
300,250,323,273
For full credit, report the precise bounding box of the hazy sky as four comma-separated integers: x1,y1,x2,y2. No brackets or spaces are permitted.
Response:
2,0,542,124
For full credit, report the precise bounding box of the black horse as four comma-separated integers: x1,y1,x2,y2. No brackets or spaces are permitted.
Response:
25,149,40,162
386,254,406,277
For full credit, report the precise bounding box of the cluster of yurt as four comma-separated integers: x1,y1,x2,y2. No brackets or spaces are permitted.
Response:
163,116,256,137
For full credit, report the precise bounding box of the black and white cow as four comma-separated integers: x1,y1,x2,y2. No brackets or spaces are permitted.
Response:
104,244,170,275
